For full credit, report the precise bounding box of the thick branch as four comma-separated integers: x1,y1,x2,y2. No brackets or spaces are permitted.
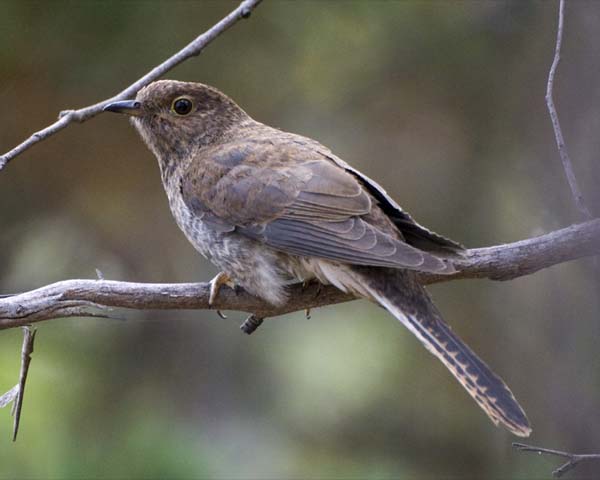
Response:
1,219,598,330
0,0,262,170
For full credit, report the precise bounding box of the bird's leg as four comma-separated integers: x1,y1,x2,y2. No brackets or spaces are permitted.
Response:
302,280,312,319
301,279,323,320
208,271,233,319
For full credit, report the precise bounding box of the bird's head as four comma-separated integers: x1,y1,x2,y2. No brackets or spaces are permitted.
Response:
104,80,249,169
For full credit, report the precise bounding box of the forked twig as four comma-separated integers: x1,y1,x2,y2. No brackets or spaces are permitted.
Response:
513,443,600,477
513,3,600,476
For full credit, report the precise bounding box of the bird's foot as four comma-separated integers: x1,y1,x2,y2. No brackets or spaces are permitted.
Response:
240,315,264,335
208,271,233,319
302,278,323,297
301,279,322,320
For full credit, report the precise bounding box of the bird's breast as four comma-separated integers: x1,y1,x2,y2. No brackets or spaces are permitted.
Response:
162,180,217,259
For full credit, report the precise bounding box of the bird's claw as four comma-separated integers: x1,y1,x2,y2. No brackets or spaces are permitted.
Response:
302,279,321,319
209,272,233,319
208,272,231,304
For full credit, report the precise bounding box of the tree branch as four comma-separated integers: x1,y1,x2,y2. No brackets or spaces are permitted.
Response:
0,0,262,171
508,4,600,477
513,443,600,477
11,326,36,442
546,0,593,219
1,219,598,331
0,327,37,441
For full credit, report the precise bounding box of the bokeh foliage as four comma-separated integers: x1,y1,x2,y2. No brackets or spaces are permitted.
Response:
1,1,600,478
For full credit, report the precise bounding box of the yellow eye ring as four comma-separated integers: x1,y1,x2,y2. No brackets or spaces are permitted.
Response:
171,97,193,115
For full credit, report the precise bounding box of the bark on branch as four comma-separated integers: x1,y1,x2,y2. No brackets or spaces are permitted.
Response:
1,219,598,331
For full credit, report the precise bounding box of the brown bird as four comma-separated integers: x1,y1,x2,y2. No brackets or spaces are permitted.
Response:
104,80,531,437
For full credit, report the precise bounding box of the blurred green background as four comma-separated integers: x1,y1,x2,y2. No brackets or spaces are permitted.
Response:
1,0,600,478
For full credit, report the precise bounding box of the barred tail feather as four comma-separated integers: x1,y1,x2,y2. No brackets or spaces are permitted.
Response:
335,265,532,437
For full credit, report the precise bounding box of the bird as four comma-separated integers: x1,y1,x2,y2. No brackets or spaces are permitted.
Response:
104,80,531,437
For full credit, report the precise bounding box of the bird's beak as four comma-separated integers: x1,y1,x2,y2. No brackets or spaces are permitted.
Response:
103,100,142,116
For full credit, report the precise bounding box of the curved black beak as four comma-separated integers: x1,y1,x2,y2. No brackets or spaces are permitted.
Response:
103,100,142,116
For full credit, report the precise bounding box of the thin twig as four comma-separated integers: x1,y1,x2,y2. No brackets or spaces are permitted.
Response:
0,219,598,330
10,326,36,441
0,0,263,171
513,443,600,477
546,0,593,219
0,386,19,409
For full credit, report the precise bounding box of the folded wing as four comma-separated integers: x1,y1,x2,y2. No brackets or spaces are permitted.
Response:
182,143,455,274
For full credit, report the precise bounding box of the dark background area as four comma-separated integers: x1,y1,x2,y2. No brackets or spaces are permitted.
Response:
1,1,599,477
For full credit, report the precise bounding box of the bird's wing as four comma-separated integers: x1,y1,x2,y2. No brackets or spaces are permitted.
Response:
321,151,465,254
181,140,453,274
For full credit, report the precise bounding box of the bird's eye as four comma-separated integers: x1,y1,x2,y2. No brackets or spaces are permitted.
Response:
172,97,193,116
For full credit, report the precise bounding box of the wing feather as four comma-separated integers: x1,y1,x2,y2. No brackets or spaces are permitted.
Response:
241,217,453,273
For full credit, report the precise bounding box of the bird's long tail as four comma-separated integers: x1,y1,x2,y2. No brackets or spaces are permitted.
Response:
322,264,531,437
